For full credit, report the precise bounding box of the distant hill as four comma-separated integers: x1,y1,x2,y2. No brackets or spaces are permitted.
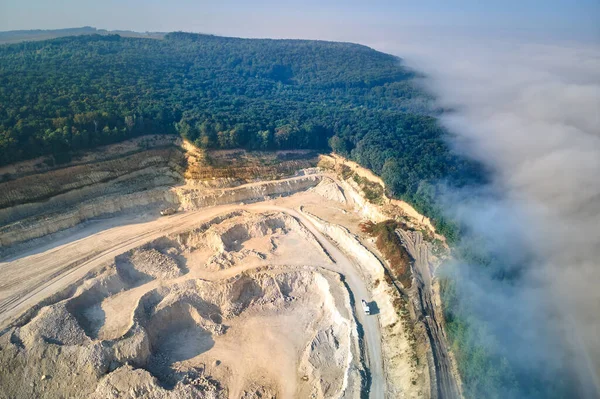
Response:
0,26,164,44
0,32,485,237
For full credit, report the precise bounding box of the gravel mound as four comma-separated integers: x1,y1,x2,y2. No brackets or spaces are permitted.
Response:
0,212,361,398
130,248,183,280
311,177,347,204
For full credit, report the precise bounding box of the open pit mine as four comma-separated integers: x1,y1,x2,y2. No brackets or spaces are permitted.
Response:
0,136,461,399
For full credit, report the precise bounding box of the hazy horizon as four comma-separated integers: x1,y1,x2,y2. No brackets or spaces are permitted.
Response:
1,0,599,45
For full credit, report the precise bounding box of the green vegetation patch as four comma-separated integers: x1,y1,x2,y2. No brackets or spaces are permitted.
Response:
0,32,418,165
352,174,385,204
361,220,413,288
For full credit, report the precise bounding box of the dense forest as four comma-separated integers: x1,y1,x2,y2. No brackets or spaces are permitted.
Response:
0,33,483,230
0,32,426,160
0,32,555,398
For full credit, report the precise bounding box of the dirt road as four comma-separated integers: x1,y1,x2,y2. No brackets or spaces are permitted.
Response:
0,207,236,330
257,205,385,399
397,229,460,399
0,204,385,398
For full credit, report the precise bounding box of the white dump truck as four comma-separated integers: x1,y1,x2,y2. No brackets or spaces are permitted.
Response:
361,300,370,315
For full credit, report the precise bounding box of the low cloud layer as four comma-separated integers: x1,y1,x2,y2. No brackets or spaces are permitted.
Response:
374,37,600,395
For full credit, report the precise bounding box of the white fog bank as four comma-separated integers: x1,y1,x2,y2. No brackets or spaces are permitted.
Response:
375,37,599,395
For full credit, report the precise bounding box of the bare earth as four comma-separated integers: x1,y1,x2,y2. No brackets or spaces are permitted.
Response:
0,156,458,398
0,180,389,399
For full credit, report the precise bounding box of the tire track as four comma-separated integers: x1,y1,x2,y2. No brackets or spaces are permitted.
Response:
396,229,460,399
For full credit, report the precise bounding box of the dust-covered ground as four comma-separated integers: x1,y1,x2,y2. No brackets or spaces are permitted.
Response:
0,209,365,398
0,162,450,399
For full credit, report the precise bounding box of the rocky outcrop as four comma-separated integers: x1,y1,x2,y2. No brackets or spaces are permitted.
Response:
0,147,185,212
0,166,181,226
175,175,322,210
309,177,348,204
320,154,438,234
0,139,186,252
0,135,325,253
0,188,178,249
0,174,324,251
339,179,388,223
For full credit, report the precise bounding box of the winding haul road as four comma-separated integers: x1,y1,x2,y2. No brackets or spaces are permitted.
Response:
0,203,386,399
267,206,386,399
397,229,460,399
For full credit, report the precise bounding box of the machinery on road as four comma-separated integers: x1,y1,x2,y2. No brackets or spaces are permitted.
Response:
361,299,371,315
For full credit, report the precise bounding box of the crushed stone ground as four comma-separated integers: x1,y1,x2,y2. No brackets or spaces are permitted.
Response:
0,211,362,399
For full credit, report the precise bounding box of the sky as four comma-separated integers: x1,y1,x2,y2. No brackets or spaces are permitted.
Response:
0,0,599,44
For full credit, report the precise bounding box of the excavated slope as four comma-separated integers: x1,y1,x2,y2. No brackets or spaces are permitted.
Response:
0,211,363,399
0,138,320,252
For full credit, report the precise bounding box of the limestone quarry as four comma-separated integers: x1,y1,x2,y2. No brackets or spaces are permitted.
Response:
0,136,461,399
